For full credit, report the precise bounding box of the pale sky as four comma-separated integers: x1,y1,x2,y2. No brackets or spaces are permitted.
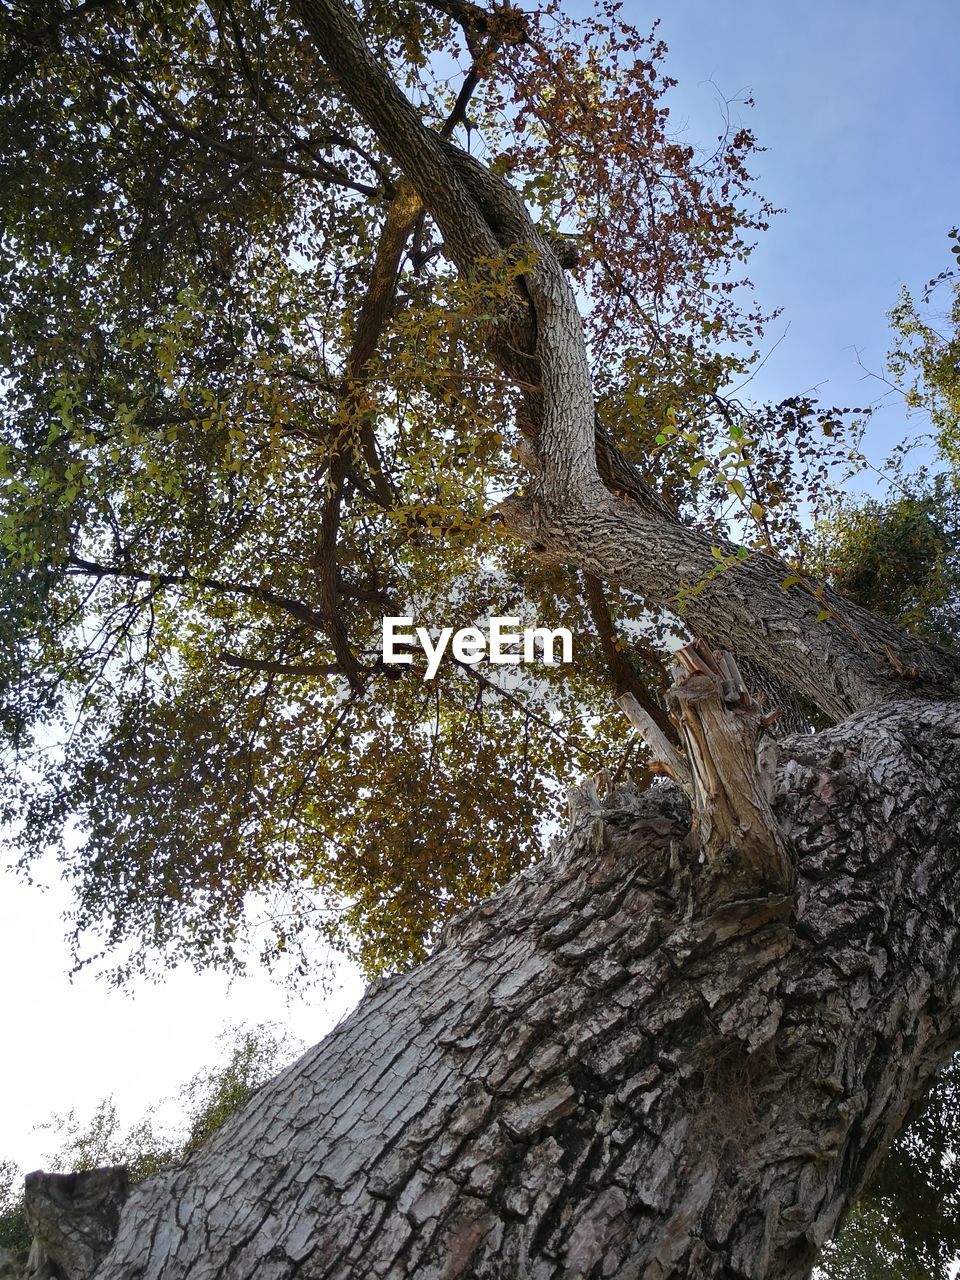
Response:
3,1,959,1175
0,863,365,1173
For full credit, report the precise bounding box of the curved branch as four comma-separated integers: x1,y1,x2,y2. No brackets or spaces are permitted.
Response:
292,0,960,719
582,571,676,743
219,651,345,677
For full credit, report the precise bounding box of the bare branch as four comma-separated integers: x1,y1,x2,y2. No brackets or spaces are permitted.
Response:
219,651,345,677
616,691,692,796
65,556,328,632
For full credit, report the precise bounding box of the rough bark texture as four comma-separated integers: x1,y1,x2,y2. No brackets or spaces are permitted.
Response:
70,697,958,1279
500,494,960,722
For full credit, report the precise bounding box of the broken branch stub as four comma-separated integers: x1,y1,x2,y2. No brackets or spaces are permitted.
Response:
23,1167,128,1280
616,691,693,795
620,642,793,896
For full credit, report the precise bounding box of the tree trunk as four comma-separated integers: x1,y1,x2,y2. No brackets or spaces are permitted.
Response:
21,6,960,1277
27,696,939,1278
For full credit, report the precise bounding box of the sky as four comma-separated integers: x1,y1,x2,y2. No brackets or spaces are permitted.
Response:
0,871,366,1173
652,0,960,471
2,1,960,1177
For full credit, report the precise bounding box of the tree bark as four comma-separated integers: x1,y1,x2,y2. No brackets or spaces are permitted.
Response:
23,1169,128,1280
71,696,958,1279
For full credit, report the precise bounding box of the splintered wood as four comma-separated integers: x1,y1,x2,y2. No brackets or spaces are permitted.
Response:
618,640,793,895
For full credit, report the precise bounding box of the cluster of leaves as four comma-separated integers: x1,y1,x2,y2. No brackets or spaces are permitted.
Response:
813,232,960,658
813,474,959,652
488,2,776,403
0,1160,31,1257
0,1023,299,1262
888,277,960,476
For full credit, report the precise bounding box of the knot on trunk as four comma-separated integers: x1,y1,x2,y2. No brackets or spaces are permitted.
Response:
23,1167,128,1280
619,640,793,898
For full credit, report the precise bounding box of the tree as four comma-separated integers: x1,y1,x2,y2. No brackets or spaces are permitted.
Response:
0,0,858,982
2,2,960,1278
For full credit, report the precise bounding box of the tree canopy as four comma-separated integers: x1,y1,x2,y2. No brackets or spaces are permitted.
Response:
0,0,876,981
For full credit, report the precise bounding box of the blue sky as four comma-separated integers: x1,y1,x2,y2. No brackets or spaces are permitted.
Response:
2,1,959,1174
650,0,960,474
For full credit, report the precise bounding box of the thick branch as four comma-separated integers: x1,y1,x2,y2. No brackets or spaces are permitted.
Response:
499,495,960,718
293,0,602,504
317,22,505,677
341,177,422,503
65,556,328,632
316,178,424,686
219,651,344,677
294,0,960,720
